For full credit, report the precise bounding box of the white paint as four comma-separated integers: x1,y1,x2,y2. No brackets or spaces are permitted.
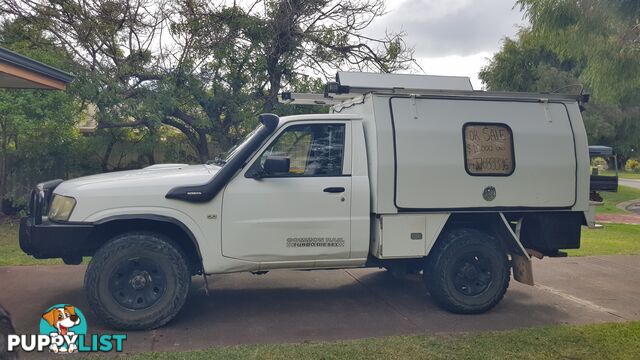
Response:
391,98,577,209
337,71,473,91
51,74,591,272
535,284,621,316
372,213,449,258
221,120,359,266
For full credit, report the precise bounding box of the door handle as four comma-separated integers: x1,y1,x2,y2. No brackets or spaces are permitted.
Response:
323,187,345,193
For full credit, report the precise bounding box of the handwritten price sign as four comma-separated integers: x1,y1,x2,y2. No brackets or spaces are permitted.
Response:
464,124,514,175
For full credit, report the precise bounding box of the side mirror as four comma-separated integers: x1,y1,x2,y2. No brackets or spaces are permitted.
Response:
264,156,290,175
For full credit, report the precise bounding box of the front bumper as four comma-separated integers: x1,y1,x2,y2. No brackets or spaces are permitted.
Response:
19,217,94,259
20,179,94,259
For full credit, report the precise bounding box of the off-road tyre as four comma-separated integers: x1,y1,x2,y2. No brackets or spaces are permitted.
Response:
423,228,510,314
85,232,191,330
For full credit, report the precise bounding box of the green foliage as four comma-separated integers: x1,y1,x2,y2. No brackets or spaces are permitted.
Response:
624,159,640,173
478,31,582,93
0,21,91,209
0,19,192,210
0,0,415,162
0,1,411,210
0,89,86,199
515,0,640,104
481,1,640,161
591,156,608,169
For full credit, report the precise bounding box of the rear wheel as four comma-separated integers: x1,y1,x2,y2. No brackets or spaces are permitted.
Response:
85,232,191,330
423,228,509,314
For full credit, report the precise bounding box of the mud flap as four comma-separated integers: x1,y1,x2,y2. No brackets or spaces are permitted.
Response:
512,254,534,286
498,213,534,286
585,203,599,229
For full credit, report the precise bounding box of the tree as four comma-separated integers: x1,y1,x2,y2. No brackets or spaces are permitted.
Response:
515,0,640,104
479,30,583,93
0,20,86,208
0,0,415,162
481,1,640,162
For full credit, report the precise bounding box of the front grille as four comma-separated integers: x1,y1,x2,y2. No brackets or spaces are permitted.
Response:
28,190,34,215
28,179,64,224
28,188,45,224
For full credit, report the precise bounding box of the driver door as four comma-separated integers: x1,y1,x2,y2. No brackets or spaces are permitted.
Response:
221,122,351,265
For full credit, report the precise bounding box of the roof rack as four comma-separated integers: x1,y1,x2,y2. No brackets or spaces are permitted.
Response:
280,71,474,106
279,92,355,106
279,71,589,106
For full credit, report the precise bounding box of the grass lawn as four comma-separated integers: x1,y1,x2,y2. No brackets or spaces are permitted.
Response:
104,321,640,360
569,223,640,256
1,219,639,266
0,221,64,266
601,170,640,179
597,185,640,214
0,221,89,266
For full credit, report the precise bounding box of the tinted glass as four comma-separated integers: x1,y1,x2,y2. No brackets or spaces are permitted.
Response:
260,124,345,177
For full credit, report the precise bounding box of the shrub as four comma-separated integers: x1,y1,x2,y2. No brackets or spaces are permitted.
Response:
591,156,608,170
625,159,640,173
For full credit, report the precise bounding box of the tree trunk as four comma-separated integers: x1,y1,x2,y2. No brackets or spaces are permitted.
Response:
196,131,210,163
101,139,116,171
263,73,281,113
146,152,156,165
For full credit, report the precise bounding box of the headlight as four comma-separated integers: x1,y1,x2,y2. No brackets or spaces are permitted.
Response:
48,195,76,222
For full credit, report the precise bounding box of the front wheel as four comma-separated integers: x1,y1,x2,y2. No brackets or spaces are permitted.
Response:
423,228,510,314
85,232,191,330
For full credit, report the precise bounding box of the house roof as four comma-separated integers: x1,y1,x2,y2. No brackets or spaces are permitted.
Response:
0,46,74,90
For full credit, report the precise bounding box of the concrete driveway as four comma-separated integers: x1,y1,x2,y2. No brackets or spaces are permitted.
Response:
1,255,639,357
620,179,640,190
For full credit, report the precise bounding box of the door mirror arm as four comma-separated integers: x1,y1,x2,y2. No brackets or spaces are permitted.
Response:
245,166,265,179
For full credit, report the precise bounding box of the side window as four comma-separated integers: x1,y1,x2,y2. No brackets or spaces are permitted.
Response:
256,123,345,177
463,123,515,176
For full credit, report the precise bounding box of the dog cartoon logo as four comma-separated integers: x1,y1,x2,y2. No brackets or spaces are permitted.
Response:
6,304,125,354
39,304,87,353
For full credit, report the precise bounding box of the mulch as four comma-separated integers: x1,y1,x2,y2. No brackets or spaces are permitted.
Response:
596,213,640,225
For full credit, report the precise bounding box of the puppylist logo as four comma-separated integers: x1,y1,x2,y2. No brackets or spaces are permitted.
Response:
6,304,126,354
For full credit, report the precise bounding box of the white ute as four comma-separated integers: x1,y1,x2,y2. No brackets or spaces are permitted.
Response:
20,72,613,330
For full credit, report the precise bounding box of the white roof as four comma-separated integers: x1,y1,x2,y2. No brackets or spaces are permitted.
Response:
279,113,361,124
336,71,473,91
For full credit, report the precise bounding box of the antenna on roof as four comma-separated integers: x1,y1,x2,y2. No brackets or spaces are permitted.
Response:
279,71,474,106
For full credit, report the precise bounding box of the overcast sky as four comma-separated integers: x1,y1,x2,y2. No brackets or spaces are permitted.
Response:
369,0,528,89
